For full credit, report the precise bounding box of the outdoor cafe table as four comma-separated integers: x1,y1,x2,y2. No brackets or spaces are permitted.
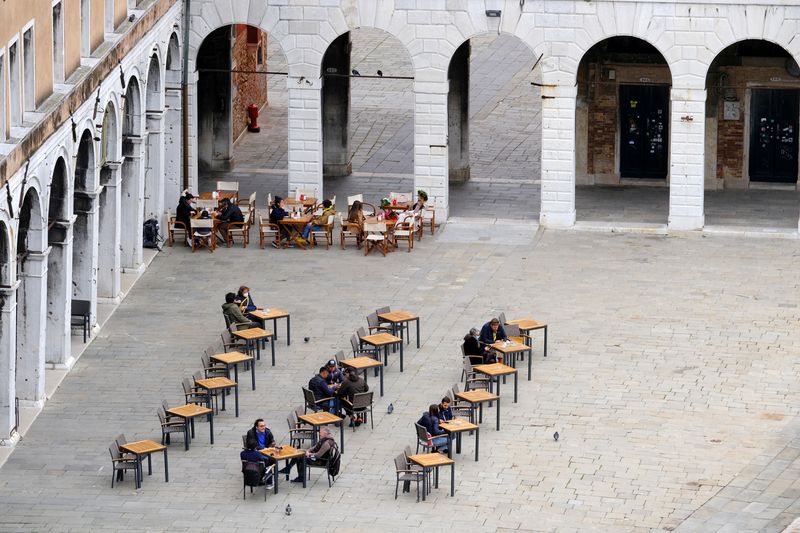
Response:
408,453,455,500
473,363,518,404
199,191,237,204
454,389,501,431
278,215,313,246
297,412,345,453
285,197,317,212
377,310,420,349
195,377,239,417
249,308,291,345
260,445,306,491
440,418,480,462
505,318,548,357
490,339,533,381
119,439,168,489
209,351,255,390
165,404,214,451
359,332,404,371
339,356,384,396
233,327,275,365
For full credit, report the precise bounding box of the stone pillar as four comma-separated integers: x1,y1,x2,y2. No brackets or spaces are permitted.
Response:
322,32,352,177
98,161,121,301
0,284,19,445
415,76,450,220
539,84,577,228
145,111,165,223
448,40,470,183
121,135,144,271
163,76,182,212
45,220,73,368
668,88,706,231
16,249,49,408
72,188,99,324
288,81,324,198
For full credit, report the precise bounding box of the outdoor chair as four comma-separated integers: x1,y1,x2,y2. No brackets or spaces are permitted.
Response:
338,213,361,250
158,406,187,445
287,413,313,448
114,434,138,461
161,400,182,424
190,218,215,253
462,359,490,391
363,222,388,257
361,203,377,217
446,388,474,420
225,218,250,248
302,386,334,413
394,453,423,501
258,214,280,249
414,423,434,454
242,460,275,500
303,445,339,487
392,218,414,252
70,299,91,343
221,330,248,353
422,206,436,236
341,391,374,431
166,208,187,246
366,312,392,334
216,180,239,202
200,354,228,378
109,441,140,488
498,312,507,325
182,377,210,406
310,214,335,249
347,194,363,206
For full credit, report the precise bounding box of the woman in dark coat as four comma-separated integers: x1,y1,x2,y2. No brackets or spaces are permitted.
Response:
175,192,196,245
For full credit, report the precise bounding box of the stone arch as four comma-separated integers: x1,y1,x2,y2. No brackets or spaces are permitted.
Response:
121,75,145,270
72,130,98,326
122,76,143,137
145,52,164,111
166,32,180,71
144,54,165,221
0,218,15,442
17,186,45,256
163,32,183,208
101,100,120,164
47,156,70,223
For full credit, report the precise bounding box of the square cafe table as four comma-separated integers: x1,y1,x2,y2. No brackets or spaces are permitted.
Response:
119,440,168,489
490,339,533,381
408,453,456,500
339,356,384,397
377,311,420,349
233,327,275,366
260,445,306,491
297,412,345,453
440,418,480,462
195,377,239,417
278,215,313,245
359,332,404,372
210,351,255,390
249,308,291,345
165,404,214,451
454,389,501,431
473,363,518,404
505,318,548,357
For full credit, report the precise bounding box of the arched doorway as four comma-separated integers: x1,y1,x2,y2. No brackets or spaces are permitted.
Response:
144,53,165,224
704,40,800,228
0,221,16,442
73,130,98,324
121,77,144,271
574,37,672,224
163,33,183,207
98,102,121,300
45,157,72,367
16,188,46,407
446,33,541,220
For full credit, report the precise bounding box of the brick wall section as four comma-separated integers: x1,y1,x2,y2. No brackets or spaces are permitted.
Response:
587,65,617,175
716,107,743,181
231,25,268,141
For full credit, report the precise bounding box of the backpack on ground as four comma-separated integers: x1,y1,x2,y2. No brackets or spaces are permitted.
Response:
326,440,341,478
143,218,161,250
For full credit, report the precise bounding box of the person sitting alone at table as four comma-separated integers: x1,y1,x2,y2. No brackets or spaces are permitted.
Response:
278,427,338,483
347,200,365,242
411,189,428,212
464,327,494,364
324,359,344,387
337,369,369,427
269,196,290,248
309,366,339,413
417,404,448,452
241,438,273,488
215,197,245,243
438,397,454,422
222,292,256,328
299,199,335,247
379,198,399,220
175,191,196,246
479,318,507,363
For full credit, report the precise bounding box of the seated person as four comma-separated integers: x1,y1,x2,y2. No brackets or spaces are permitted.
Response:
347,201,365,241
308,367,338,413
478,318,507,363
438,397,454,422
411,189,428,212
176,191,197,246
324,359,344,386
464,327,494,364
417,405,448,452
215,198,245,242
379,198,399,220
235,286,259,315
279,427,338,483
299,199,335,246
245,418,276,450
240,438,273,488
337,369,369,426
269,196,290,247
222,292,256,328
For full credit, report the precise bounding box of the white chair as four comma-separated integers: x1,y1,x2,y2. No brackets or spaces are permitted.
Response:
392,217,414,253
258,213,280,249
339,213,360,250
191,218,215,253
165,208,188,247
216,180,239,196
422,206,436,237
311,214,335,249
347,194,363,207
363,222,388,257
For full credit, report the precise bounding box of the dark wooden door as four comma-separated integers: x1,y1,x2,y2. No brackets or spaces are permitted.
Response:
749,89,799,183
619,85,669,179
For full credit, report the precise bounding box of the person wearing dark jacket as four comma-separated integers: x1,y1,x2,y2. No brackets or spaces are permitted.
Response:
215,198,244,243
324,359,344,386
240,438,273,487
269,196,290,246
245,418,276,450
235,286,259,314
308,367,338,413
337,370,369,426
478,318,507,362
175,192,196,246
278,427,337,483
417,405,448,451
463,327,492,364
222,292,255,328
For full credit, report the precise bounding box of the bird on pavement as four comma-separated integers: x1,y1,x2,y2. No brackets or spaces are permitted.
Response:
554,431,559,441
351,69,361,76
377,70,383,77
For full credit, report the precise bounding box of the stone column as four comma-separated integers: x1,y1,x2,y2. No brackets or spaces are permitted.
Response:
163,75,182,212
322,32,352,177
121,135,145,272
16,249,49,408
539,84,577,228
145,111,165,223
187,70,199,193
45,219,73,368
668,87,706,231
72,188,100,324
448,40,470,183
288,81,324,198
415,76,450,220
0,283,19,445
98,161,121,301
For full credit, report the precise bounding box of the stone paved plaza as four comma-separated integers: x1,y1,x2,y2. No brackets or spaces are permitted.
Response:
0,226,800,532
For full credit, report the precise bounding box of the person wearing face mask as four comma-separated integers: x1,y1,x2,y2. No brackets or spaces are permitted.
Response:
175,191,197,246
235,286,259,314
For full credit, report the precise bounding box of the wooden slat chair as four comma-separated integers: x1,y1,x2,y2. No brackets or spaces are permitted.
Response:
226,218,250,248
190,218,215,253
216,180,239,203
363,222,388,257
258,213,280,249
347,194,363,207
338,213,361,250
310,214,335,249
392,218,414,252
422,205,436,236
166,208,188,246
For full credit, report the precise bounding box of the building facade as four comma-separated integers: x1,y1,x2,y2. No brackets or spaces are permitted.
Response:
2,0,800,445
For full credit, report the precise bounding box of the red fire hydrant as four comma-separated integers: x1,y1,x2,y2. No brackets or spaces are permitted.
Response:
247,104,260,133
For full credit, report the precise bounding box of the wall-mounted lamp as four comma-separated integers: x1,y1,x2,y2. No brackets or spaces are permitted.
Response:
485,10,501,17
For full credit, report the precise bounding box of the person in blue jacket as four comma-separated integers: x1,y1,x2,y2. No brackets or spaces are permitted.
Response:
478,318,507,359
417,405,448,452
308,367,339,413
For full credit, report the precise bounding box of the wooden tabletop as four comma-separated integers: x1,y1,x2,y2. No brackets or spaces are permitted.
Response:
210,351,253,365
409,453,455,468
386,203,410,211
298,412,344,426
439,418,479,433
199,191,236,200
286,197,316,207
364,216,392,226
166,404,213,418
339,356,382,370
454,390,499,403
195,377,237,390
360,332,401,346
260,445,305,460
249,309,290,320
279,215,313,225
377,311,418,323
473,363,517,377
505,318,547,330
119,440,167,454
490,340,530,354
233,327,273,340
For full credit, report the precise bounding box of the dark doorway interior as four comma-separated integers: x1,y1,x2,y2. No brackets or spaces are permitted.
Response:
619,84,669,179
749,88,799,183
